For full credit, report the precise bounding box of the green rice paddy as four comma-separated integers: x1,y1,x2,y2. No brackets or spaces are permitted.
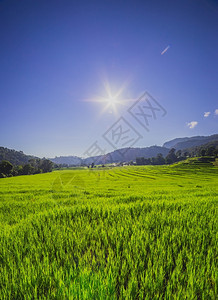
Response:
0,160,217,299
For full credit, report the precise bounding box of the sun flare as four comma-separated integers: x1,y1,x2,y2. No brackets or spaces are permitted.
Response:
84,77,133,116
107,97,117,105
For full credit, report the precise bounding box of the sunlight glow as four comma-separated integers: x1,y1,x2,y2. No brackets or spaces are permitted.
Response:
84,76,134,116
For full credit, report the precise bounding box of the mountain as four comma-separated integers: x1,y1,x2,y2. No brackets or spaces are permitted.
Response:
1,134,217,167
163,134,218,150
49,146,169,166
182,140,218,156
0,147,37,165
83,146,169,165
49,156,82,166
49,134,218,166
163,137,190,149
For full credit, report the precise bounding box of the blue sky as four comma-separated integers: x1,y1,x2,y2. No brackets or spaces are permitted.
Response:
0,0,217,157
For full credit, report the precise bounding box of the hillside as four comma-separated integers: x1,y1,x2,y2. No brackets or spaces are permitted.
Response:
163,134,218,150
182,140,218,156
1,133,218,167
0,147,36,165
49,146,170,166
51,134,218,165
83,146,170,165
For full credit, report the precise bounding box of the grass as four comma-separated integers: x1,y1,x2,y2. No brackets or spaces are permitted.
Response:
0,161,217,299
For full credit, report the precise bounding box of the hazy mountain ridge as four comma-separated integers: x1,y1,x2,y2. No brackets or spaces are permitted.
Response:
1,134,217,166
50,134,218,165
163,134,218,150
182,140,218,156
50,156,82,165
82,146,170,165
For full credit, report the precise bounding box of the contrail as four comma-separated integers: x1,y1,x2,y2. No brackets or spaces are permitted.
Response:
161,45,170,55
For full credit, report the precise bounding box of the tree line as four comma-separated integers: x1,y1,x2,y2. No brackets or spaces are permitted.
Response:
0,158,53,178
136,146,218,166
0,147,36,165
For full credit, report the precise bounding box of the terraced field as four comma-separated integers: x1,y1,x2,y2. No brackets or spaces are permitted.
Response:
0,161,217,299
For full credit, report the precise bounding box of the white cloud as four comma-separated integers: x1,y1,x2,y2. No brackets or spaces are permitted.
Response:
187,121,198,129
204,112,210,117
215,109,218,115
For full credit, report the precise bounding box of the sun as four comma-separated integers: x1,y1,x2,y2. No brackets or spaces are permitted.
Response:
107,97,116,105
102,94,122,114
99,79,127,114
106,96,120,107
83,76,133,116
84,81,123,114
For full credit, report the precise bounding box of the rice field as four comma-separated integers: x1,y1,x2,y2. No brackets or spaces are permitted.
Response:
0,160,217,299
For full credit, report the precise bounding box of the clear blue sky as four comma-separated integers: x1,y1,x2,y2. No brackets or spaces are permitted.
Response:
0,0,217,157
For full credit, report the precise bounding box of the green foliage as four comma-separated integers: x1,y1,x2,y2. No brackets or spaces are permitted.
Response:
184,140,218,158
136,148,178,165
165,148,177,164
0,163,217,299
136,140,218,166
0,158,53,178
152,153,166,165
136,157,151,165
0,160,13,176
40,159,53,173
22,163,35,175
0,148,54,177
0,147,35,165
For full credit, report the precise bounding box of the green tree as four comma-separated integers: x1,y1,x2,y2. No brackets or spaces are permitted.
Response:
155,153,166,165
151,157,157,165
22,164,34,175
40,159,53,173
176,150,182,158
17,165,24,176
200,149,206,157
183,151,189,158
206,146,215,156
136,157,145,165
165,148,177,164
0,160,13,176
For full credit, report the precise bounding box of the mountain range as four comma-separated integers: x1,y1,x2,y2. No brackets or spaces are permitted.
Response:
163,134,218,150
1,134,217,166
49,134,218,165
